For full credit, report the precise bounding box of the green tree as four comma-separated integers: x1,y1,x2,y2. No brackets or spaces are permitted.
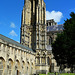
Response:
52,12,75,72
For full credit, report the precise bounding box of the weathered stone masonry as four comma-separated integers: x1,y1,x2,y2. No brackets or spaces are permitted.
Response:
0,34,35,75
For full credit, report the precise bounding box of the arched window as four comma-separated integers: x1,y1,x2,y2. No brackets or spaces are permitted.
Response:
27,66,28,75
8,59,13,75
0,58,5,75
37,57,40,64
31,62,33,74
22,61,25,74
47,57,50,65
27,62,30,74
42,57,45,64
16,60,20,75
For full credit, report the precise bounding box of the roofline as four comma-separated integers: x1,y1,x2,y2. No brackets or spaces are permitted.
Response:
0,34,34,52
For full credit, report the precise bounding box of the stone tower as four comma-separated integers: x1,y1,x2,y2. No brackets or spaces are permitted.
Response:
20,0,51,73
20,0,46,51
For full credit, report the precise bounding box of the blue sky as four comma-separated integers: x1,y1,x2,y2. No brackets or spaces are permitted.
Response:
0,0,75,42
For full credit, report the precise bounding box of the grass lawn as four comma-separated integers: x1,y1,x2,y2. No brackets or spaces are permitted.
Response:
39,73,75,75
56,73,75,75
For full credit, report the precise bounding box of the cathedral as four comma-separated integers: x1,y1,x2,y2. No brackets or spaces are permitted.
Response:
0,0,69,75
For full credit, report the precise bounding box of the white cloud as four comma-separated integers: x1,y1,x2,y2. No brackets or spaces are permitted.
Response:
46,10,63,22
10,22,16,28
9,30,17,36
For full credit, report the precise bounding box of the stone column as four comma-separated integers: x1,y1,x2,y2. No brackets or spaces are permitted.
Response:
13,48,15,61
22,51,24,58
45,25,47,49
24,25,26,45
35,58,37,64
21,53,23,75
20,50,21,61
5,45,7,59
25,52,26,61
38,3,41,23
30,62,32,75
42,8,43,24
29,32,32,48
1,44,3,51
40,57,41,64
45,7,46,24
3,45,8,75
36,6,38,23
28,0,31,25
41,0,44,24
10,47,16,75
17,49,18,56
13,48,16,75
39,25,40,48
10,47,12,55
33,0,35,14
24,0,29,25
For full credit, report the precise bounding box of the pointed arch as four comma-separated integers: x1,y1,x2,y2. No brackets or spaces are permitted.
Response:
0,57,5,75
47,56,52,72
22,61,25,74
8,59,13,75
16,60,21,75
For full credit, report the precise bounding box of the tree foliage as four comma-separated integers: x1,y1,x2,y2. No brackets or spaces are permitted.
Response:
52,12,75,71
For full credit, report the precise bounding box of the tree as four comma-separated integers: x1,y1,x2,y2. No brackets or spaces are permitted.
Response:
52,12,75,72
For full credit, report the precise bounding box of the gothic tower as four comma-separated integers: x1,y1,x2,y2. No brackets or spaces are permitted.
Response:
20,0,47,51
20,0,51,73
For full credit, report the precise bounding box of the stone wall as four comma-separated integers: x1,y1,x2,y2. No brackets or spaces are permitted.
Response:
0,38,35,75
35,50,52,73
